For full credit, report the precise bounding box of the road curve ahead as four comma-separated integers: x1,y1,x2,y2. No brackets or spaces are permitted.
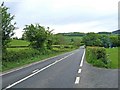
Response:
2,47,85,89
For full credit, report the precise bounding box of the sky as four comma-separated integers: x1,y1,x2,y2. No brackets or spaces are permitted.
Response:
1,0,119,38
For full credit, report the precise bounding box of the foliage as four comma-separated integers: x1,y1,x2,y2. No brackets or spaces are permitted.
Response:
83,32,120,48
99,34,110,48
86,47,111,68
45,27,54,50
83,33,102,46
53,34,66,45
2,46,75,71
23,24,53,50
110,35,119,47
72,38,81,48
1,2,16,52
2,48,40,62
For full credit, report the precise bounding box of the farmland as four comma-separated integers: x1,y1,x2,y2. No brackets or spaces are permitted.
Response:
2,36,82,72
8,40,30,47
106,47,119,68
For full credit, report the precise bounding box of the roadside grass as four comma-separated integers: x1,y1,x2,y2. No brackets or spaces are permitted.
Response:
1,47,76,72
106,47,119,68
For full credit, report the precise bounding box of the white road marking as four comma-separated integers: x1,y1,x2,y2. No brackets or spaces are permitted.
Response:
32,69,39,73
78,69,82,74
80,50,85,67
75,77,80,84
5,53,74,89
75,48,85,85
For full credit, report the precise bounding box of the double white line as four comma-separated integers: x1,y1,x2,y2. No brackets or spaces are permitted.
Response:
75,49,85,84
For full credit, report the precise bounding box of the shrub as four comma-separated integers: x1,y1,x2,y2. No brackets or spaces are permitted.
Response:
2,49,38,62
86,47,111,68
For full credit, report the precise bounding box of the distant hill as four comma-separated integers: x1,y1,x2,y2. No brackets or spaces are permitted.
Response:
56,30,120,36
97,32,111,34
112,30,120,34
56,32,85,37
97,30,120,35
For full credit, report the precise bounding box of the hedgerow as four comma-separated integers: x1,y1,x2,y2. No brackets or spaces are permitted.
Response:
86,47,111,68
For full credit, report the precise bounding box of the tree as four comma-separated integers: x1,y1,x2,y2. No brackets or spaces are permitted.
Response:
53,34,66,45
1,2,16,52
45,27,54,50
83,33,102,46
23,24,51,50
99,35,110,48
73,38,81,48
110,35,119,47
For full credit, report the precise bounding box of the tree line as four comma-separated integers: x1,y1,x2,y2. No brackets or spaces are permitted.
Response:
82,32,120,48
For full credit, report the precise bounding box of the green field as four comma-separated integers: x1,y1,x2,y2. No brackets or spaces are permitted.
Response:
2,39,77,72
8,40,30,46
106,47,119,68
64,36,82,41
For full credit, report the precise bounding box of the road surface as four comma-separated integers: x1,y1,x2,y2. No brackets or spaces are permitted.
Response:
2,46,85,89
1,46,118,89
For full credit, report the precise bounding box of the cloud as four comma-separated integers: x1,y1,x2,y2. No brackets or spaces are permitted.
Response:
3,0,119,37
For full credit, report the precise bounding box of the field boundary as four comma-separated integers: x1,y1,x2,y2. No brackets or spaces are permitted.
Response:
1,49,77,76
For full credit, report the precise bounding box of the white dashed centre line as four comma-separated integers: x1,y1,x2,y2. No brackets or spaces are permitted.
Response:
75,49,85,84
78,69,82,74
75,77,80,84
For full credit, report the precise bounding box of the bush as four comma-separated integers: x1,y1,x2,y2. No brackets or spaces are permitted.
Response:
2,48,40,62
86,47,111,68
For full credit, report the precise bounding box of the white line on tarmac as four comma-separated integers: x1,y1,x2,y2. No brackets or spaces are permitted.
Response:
78,69,82,74
80,50,85,67
5,53,74,89
75,49,85,84
75,77,80,84
32,69,39,73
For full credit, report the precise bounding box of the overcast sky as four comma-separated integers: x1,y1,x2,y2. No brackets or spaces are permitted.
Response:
1,0,119,38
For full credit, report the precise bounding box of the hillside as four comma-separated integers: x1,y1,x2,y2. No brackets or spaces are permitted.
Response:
112,30,120,34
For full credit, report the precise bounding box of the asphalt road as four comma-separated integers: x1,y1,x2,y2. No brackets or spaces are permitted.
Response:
2,47,85,89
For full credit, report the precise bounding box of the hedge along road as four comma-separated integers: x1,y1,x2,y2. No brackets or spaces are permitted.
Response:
2,46,85,89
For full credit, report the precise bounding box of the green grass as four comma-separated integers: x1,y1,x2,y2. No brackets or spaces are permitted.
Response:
2,48,76,72
64,36,82,41
7,47,29,51
106,47,119,68
8,40,30,46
